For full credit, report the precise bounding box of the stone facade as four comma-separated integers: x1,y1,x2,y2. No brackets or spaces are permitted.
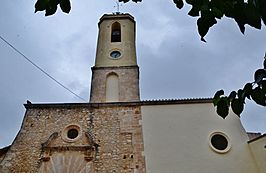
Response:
0,13,144,173
0,103,145,173
1,100,266,173
90,66,140,103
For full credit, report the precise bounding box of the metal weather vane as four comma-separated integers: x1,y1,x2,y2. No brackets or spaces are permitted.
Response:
114,0,122,14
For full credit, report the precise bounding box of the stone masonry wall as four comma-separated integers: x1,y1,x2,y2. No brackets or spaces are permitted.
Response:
0,104,145,173
91,105,145,173
90,66,140,103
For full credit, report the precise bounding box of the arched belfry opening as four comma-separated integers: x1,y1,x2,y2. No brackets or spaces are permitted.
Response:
111,22,121,42
106,72,119,102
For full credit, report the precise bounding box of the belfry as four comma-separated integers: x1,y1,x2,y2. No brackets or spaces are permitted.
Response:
90,14,140,102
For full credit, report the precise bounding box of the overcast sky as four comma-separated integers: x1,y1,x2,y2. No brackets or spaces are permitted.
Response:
0,0,265,148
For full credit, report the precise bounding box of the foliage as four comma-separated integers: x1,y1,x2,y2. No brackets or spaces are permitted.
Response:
34,0,142,16
35,0,71,16
35,0,266,42
213,56,266,119
173,0,266,42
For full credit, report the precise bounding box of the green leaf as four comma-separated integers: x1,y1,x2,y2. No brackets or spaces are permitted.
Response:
45,6,57,16
197,9,217,41
216,97,229,119
44,0,61,16
231,98,244,117
132,0,142,2
187,0,203,16
261,80,266,92
60,0,71,13
257,0,266,25
243,83,253,99
245,1,261,29
235,18,246,34
213,89,224,106
251,86,266,106
237,89,245,100
210,0,224,8
214,89,224,98
201,0,209,8
201,4,209,12
35,0,48,12
224,1,235,18
213,97,220,106
50,0,61,7
233,2,247,34
254,69,266,83
173,0,184,9
188,6,200,17
185,0,195,5
261,8,266,25
197,13,217,42
212,7,223,19
119,0,130,2
228,91,237,101
264,57,266,69
197,17,208,42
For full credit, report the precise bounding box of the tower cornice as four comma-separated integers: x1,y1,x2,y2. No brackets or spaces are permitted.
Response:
98,13,135,26
91,65,139,70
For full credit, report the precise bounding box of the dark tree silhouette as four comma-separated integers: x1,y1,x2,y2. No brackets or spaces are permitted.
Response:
213,56,266,119
34,0,266,41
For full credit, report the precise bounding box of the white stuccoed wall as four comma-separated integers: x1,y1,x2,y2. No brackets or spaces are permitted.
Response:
141,103,259,173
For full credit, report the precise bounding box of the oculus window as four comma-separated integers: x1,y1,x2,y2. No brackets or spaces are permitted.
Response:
62,124,81,142
67,128,79,139
110,51,121,59
209,132,231,153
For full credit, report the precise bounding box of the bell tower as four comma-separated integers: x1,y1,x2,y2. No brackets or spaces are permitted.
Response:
90,13,140,102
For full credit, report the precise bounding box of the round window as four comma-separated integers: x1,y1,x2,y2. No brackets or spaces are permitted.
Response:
62,124,81,142
110,51,121,59
67,128,79,139
209,132,231,153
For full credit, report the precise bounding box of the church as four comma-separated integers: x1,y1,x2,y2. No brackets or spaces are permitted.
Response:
0,13,265,173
